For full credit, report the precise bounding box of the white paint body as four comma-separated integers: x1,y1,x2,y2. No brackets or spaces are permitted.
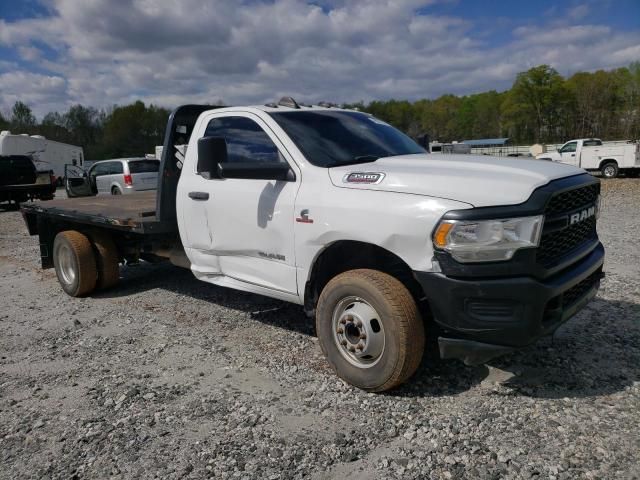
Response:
537,138,640,171
176,106,586,305
0,131,84,178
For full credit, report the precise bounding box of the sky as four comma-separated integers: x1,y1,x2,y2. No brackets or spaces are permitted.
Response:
0,0,639,119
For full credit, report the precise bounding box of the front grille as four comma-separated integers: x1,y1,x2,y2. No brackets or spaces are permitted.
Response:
537,216,596,266
545,184,599,216
537,184,599,267
562,270,601,307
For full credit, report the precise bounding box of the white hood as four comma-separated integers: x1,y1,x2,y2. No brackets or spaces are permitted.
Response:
328,154,585,207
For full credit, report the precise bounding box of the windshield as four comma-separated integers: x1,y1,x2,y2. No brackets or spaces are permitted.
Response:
269,110,424,167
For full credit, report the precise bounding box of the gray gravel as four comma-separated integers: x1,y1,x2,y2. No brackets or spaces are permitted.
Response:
1,180,639,480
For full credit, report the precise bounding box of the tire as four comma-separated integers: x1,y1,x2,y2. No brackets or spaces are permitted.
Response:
316,269,425,392
111,187,122,195
91,233,120,290
53,231,97,297
601,162,618,179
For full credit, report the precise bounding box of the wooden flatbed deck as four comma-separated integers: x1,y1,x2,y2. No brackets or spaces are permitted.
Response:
21,190,176,234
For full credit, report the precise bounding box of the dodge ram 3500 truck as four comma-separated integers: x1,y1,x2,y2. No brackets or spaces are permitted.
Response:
21,99,605,392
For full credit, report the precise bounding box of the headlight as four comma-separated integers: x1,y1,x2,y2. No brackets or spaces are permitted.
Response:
433,215,544,263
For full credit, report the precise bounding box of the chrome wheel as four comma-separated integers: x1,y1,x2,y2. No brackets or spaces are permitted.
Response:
332,296,385,368
603,165,616,178
57,243,76,286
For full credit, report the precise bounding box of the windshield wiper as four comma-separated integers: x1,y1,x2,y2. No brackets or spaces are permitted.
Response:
327,155,380,167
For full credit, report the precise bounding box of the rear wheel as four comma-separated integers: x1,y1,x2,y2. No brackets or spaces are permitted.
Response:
316,269,425,392
601,162,618,179
111,186,122,195
53,231,97,297
91,233,120,290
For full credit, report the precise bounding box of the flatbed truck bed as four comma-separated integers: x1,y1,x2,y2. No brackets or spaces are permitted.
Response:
21,190,174,235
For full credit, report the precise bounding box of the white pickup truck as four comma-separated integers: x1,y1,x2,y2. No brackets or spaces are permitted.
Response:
22,99,605,391
536,138,640,178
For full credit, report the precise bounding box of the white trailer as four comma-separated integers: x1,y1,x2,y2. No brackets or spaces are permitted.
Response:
0,131,84,182
537,138,640,178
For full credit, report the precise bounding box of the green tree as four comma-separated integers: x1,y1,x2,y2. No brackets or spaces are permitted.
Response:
63,104,104,155
42,111,64,126
10,101,37,131
102,101,169,158
502,65,568,143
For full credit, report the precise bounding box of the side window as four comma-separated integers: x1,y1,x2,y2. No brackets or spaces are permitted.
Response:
583,140,602,147
109,162,124,174
91,163,108,177
204,116,283,164
560,142,577,153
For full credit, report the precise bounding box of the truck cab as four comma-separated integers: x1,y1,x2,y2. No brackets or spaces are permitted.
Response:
539,139,602,166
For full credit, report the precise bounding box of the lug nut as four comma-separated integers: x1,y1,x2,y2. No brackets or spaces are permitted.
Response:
355,320,363,328
356,344,364,351
337,327,344,334
359,333,367,340
341,340,347,346
344,315,354,322
339,318,347,324
348,346,356,353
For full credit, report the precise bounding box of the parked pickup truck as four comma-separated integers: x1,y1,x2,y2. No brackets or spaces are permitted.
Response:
1,154,56,206
537,138,640,178
21,99,605,391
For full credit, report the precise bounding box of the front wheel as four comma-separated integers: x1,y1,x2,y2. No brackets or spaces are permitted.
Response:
316,269,425,392
601,162,619,179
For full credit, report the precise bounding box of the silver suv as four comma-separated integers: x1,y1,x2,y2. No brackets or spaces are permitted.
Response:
88,158,159,195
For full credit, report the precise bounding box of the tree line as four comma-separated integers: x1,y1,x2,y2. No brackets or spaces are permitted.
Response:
0,101,170,160
1,63,638,160
348,63,640,144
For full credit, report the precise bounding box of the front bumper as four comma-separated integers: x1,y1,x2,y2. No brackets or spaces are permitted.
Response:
414,242,604,365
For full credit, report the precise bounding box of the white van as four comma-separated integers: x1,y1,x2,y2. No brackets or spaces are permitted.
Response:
65,158,159,197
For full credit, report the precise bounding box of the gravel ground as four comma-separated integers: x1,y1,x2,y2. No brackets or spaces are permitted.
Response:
1,180,639,480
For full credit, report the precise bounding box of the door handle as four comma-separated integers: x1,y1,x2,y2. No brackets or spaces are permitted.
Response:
188,191,209,200
571,154,575,157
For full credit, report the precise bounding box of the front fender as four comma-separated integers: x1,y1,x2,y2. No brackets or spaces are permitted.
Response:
294,187,472,291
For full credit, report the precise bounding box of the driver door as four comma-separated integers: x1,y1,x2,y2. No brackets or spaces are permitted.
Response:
64,164,94,197
180,113,300,295
559,141,578,166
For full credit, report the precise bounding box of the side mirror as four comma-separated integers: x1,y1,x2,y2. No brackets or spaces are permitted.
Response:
197,136,227,179
217,162,295,181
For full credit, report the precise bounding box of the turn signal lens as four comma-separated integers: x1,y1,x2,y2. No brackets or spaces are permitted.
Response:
433,222,454,248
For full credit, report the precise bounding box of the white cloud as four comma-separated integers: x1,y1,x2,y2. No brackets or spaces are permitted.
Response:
0,71,67,117
568,4,590,21
0,0,638,118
